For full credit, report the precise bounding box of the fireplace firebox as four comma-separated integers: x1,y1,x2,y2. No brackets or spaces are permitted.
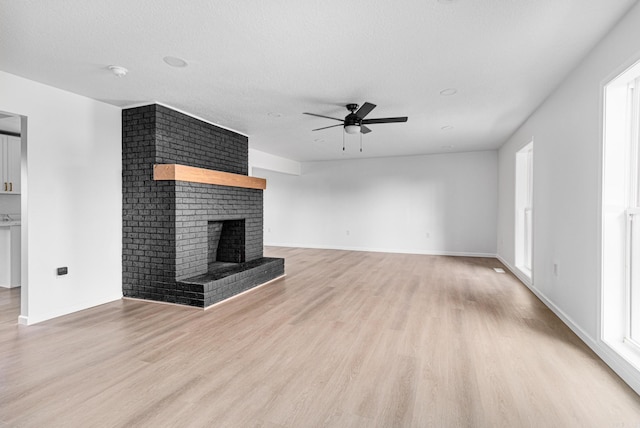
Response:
209,219,245,266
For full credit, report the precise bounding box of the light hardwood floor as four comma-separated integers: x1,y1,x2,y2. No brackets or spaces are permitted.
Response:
1,247,640,427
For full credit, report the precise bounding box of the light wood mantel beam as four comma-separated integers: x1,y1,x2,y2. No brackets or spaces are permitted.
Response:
153,164,266,190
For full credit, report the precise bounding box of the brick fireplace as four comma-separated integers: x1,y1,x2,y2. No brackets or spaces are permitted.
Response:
122,104,284,308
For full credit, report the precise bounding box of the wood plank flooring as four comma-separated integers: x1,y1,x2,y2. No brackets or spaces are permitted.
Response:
1,247,640,427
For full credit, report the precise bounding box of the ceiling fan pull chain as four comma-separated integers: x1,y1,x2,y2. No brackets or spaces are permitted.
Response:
343,131,345,151
360,132,363,152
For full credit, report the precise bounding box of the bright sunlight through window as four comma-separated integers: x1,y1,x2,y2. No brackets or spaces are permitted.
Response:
602,58,640,362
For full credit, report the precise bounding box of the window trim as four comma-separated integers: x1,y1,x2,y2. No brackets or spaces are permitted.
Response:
602,57,640,374
515,141,534,279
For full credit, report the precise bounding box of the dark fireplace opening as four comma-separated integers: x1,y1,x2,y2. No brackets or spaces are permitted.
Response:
208,219,245,271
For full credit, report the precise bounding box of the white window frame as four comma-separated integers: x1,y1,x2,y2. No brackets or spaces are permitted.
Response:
625,76,640,349
515,142,534,279
602,59,640,366
626,208,640,349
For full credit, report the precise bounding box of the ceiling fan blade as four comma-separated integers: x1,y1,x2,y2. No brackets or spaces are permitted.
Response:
303,112,343,122
312,123,344,131
355,102,376,119
361,117,408,125
361,125,372,134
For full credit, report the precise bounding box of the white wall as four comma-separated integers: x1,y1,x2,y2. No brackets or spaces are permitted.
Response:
259,150,497,256
497,2,640,393
0,71,122,324
249,148,301,176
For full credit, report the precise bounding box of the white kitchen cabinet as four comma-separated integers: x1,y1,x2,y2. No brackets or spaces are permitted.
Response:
1,135,21,194
0,223,20,288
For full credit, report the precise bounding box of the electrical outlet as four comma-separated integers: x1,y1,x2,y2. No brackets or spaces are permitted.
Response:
553,263,558,277
346,230,350,236
425,232,430,238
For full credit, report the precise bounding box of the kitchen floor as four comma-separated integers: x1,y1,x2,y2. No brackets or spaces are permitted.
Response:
0,287,19,326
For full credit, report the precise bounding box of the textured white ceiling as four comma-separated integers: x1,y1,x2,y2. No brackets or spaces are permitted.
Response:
0,0,636,161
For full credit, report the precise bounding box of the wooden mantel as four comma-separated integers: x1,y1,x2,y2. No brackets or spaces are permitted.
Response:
153,164,266,190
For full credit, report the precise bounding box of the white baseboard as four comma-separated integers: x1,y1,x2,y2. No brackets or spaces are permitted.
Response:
497,254,640,395
496,255,532,288
0,283,20,289
265,242,496,258
20,293,123,325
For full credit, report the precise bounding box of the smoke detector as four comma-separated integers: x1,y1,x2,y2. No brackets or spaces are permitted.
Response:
108,65,128,78
163,56,188,68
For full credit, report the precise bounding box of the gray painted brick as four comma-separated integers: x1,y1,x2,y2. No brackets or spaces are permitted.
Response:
122,103,281,307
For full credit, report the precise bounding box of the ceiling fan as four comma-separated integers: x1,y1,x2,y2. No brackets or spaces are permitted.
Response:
303,102,408,135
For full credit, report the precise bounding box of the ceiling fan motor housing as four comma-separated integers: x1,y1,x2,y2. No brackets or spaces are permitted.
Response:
344,113,360,127
345,104,361,128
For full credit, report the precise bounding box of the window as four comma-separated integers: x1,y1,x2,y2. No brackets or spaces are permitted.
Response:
515,142,533,279
626,75,640,345
630,205,640,343
602,60,640,359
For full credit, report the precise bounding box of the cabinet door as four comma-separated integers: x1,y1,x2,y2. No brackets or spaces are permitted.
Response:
0,136,7,192
1,136,21,194
6,136,20,194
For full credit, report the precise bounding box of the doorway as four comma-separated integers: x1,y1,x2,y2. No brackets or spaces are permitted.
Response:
0,110,27,324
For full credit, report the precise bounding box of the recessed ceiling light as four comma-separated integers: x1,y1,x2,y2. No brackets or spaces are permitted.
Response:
108,65,128,77
267,112,282,118
314,138,325,143
441,125,453,131
440,88,458,96
163,56,188,68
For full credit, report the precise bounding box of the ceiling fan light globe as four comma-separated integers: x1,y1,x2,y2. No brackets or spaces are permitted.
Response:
344,124,361,134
